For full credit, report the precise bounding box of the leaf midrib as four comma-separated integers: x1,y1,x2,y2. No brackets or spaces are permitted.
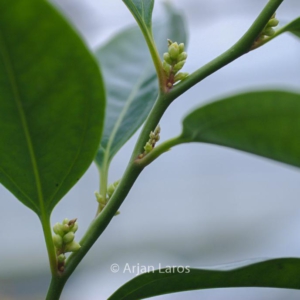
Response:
184,105,299,141
102,65,152,168
0,28,44,215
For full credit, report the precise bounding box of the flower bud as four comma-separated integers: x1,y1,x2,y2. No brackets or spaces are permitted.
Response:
162,61,171,76
268,18,279,27
65,241,81,253
168,42,179,59
144,142,153,153
178,52,187,62
173,60,186,72
174,72,189,83
62,224,70,232
163,53,172,64
107,186,114,198
53,223,64,236
53,235,63,249
107,181,119,198
154,125,161,135
178,43,185,53
63,232,75,244
150,132,156,139
62,218,69,225
263,27,275,37
70,222,78,233
95,192,105,205
57,254,66,263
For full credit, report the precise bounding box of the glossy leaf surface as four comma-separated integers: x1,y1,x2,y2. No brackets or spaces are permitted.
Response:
109,258,300,299
181,91,300,168
0,0,105,215
123,0,154,33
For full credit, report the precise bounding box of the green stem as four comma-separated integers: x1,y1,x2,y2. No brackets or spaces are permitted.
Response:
40,214,57,276
168,0,284,100
146,34,166,93
45,0,285,297
63,92,172,280
46,276,65,300
136,136,189,167
122,2,166,92
96,166,109,216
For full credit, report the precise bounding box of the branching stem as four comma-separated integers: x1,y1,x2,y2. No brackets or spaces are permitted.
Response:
46,0,285,298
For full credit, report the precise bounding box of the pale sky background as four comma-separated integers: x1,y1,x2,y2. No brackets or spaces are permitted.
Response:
1,1,300,299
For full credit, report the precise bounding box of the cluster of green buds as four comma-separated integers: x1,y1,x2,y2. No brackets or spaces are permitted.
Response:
163,40,188,89
253,13,279,48
95,180,120,215
52,218,81,272
138,125,161,159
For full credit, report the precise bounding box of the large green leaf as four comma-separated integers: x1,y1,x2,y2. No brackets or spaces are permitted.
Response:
179,91,300,168
0,0,105,215
109,258,300,299
95,4,186,167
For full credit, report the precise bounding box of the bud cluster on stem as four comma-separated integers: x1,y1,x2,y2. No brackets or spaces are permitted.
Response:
163,40,189,90
52,218,80,272
252,13,279,49
95,180,121,215
138,125,161,159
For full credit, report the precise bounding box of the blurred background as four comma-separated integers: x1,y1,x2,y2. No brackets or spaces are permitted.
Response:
1,0,300,299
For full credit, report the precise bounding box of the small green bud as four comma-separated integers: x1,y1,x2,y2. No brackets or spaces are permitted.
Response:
268,18,279,27
174,72,189,83
62,224,70,232
57,254,66,263
70,222,78,233
178,52,187,61
107,186,114,198
162,61,171,76
173,60,186,72
107,180,120,198
144,142,153,153
168,42,179,59
63,218,69,225
53,223,64,236
63,232,75,244
263,27,275,37
95,191,105,205
150,132,156,140
53,235,63,249
178,43,185,53
163,52,172,64
154,125,161,135
65,241,81,253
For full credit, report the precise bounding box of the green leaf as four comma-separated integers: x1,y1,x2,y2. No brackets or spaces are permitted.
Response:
260,17,300,47
180,91,300,168
109,258,300,299
123,0,154,34
276,17,300,39
95,4,186,168
0,0,105,215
